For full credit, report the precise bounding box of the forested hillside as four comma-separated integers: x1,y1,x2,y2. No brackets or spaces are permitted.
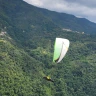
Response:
39,9,96,34
0,0,96,96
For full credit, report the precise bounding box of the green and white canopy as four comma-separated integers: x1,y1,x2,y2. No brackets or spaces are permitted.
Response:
53,38,70,63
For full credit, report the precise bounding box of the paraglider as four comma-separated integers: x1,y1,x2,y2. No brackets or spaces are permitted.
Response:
53,38,70,63
43,38,70,82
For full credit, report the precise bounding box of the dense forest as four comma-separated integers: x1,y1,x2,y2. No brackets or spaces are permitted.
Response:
0,0,96,96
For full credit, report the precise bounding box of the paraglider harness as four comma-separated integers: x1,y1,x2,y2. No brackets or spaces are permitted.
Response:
43,76,54,82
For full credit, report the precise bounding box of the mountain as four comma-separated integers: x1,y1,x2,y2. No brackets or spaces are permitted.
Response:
0,0,96,96
0,0,96,37
39,9,96,34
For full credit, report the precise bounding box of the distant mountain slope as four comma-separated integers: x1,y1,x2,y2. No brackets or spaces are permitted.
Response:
0,0,96,37
37,8,96,34
0,0,61,44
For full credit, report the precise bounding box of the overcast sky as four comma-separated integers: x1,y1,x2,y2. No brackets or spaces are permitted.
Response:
23,0,96,23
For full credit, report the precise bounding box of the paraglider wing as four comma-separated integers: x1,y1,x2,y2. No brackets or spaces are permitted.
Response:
53,38,70,63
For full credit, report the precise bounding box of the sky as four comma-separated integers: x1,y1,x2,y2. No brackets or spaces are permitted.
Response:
23,0,96,23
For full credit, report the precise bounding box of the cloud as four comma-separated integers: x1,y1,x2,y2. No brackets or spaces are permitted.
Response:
23,0,96,23
23,0,43,6
64,0,96,8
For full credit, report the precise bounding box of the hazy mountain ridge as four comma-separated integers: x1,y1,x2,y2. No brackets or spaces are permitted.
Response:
37,8,96,34
0,0,96,36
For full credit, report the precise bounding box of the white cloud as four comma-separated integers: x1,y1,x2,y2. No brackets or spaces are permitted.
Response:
23,0,96,23
23,0,43,6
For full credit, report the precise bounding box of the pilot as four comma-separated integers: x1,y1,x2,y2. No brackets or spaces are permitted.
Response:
43,76,54,82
